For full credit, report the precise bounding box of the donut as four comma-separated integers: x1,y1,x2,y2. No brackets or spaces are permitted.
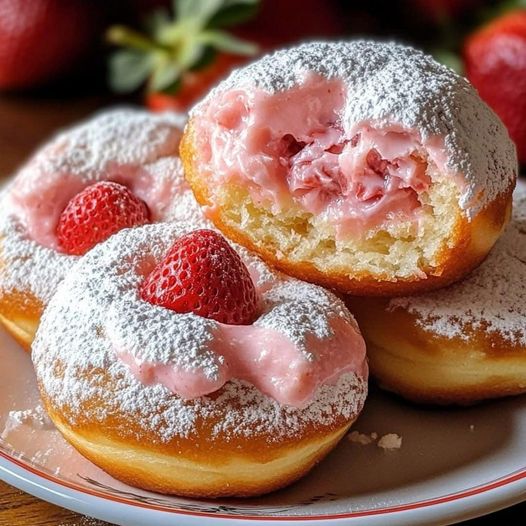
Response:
181,40,517,296
32,222,368,497
0,108,190,350
347,191,526,405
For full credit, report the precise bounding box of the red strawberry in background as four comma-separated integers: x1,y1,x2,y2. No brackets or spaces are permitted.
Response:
464,9,526,164
0,0,101,90
57,181,150,256
140,229,258,325
145,54,243,113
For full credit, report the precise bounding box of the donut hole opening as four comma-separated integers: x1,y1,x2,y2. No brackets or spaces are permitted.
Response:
196,77,464,280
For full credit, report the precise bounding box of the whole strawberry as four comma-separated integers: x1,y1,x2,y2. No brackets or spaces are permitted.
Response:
140,229,258,325
0,0,100,90
464,9,526,164
57,182,150,256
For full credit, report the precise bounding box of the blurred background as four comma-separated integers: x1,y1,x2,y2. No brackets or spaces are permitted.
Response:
0,0,525,177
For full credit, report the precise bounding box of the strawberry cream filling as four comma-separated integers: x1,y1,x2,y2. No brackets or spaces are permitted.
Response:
103,224,367,409
8,162,177,251
196,73,449,237
4,110,186,251
117,315,367,409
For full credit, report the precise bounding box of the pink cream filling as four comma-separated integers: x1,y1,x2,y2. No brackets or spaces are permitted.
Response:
195,73,448,237
118,316,367,409
118,260,367,409
8,160,178,251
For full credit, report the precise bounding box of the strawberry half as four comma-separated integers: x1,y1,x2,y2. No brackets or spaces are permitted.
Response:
57,181,150,256
140,229,258,325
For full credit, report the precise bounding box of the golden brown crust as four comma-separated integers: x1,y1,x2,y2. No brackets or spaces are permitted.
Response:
346,296,526,405
0,289,41,351
181,119,513,297
0,238,43,350
38,359,359,497
43,367,353,459
44,398,353,497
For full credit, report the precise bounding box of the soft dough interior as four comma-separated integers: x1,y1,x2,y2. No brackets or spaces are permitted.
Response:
215,175,461,280
195,74,463,280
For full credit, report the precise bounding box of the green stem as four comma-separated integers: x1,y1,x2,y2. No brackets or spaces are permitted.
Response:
106,26,159,52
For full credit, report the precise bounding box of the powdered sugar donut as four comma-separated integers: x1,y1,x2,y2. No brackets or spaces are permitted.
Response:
32,222,368,497
181,40,517,296
0,108,192,349
347,191,526,404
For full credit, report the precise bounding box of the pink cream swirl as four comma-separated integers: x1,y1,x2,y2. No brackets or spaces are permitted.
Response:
192,72,459,238
102,224,368,409
6,109,187,250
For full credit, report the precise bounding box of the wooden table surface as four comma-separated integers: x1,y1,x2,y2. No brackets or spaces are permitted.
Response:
0,93,525,526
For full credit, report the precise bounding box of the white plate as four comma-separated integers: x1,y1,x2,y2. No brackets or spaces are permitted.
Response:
1,327,526,526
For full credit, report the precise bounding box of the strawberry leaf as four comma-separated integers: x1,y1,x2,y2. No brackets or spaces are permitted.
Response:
107,0,260,95
198,30,258,55
207,0,260,28
176,38,208,70
189,47,218,71
150,57,182,92
109,50,153,93
176,0,223,26
158,77,182,95
176,0,258,29
144,8,172,35
107,25,159,52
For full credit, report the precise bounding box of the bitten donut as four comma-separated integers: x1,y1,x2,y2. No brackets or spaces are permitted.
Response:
347,192,526,405
32,222,368,497
181,40,517,296
0,108,189,350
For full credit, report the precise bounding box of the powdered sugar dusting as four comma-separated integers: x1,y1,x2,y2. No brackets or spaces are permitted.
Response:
347,430,402,450
25,107,186,181
0,108,191,305
1,405,54,438
390,192,526,344
32,222,367,441
377,433,403,450
193,40,517,215
0,203,74,303
211,375,365,438
59,518,109,526
259,280,357,356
